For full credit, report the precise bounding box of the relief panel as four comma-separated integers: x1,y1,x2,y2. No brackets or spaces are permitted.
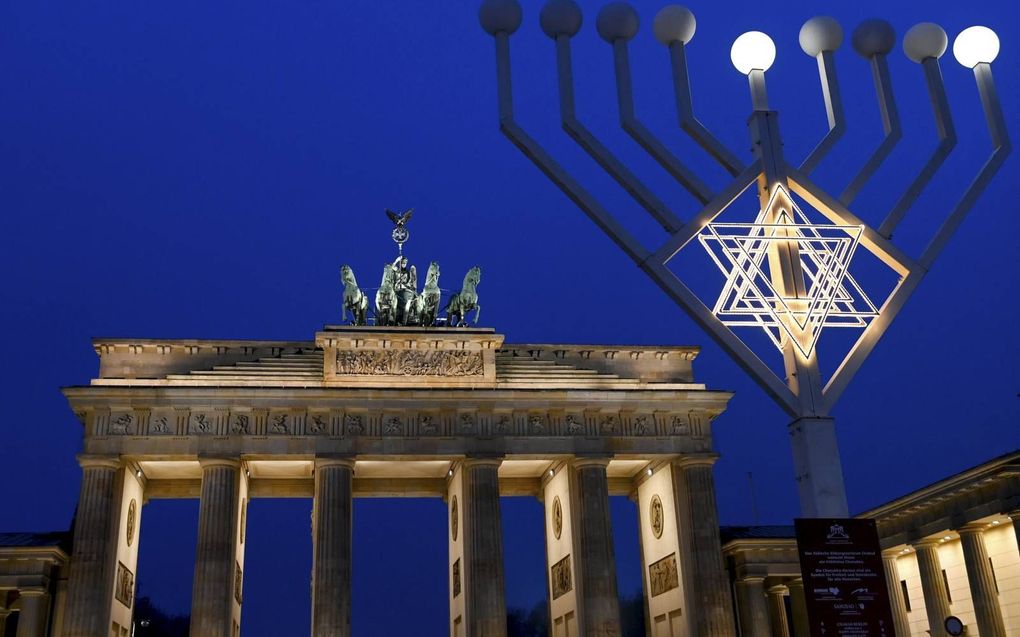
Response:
649,553,679,597
551,555,573,600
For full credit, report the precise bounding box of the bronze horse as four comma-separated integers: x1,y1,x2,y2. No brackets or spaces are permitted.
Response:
340,265,368,325
445,266,481,326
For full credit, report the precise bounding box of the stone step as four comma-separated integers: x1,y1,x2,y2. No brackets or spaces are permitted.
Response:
496,379,642,387
232,363,322,370
495,370,612,375
197,370,322,377
497,364,599,370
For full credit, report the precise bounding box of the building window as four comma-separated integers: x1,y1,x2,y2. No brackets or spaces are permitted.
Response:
942,569,952,603
989,557,999,594
900,580,911,612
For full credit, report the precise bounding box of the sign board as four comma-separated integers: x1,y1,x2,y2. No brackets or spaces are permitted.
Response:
795,518,895,636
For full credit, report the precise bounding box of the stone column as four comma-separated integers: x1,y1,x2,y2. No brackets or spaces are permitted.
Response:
191,458,243,637
311,457,355,637
767,584,790,637
0,608,9,636
459,458,507,637
786,579,809,637
16,588,51,637
881,550,912,637
572,457,621,637
958,524,1007,637
63,456,122,637
672,456,737,637
913,539,951,637
735,577,770,637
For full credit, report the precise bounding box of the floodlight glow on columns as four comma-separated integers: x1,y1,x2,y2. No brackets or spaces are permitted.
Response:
953,26,999,67
731,31,775,110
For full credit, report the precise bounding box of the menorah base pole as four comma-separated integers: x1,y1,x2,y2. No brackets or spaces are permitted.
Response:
788,417,850,518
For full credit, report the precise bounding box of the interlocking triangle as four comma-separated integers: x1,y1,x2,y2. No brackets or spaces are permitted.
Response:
698,186,879,357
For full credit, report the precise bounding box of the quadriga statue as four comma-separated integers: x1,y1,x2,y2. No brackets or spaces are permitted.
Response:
375,265,398,326
445,266,481,326
415,262,441,327
340,265,368,326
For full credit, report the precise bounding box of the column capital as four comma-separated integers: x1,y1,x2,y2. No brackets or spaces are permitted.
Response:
463,455,504,469
911,537,943,550
314,455,357,470
957,521,989,536
739,575,767,585
672,453,719,469
767,584,789,595
571,456,611,469
882,548,907,559
17,586,48,598
197,456,241,469
77,454,121,470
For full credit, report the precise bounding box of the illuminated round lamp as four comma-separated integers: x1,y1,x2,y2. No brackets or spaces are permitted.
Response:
596,2,639,43
903,22,948,63
851,19,896,58
479,0,523,36
540,0,582,39
953,26,999,67
731,31,776,74
799,16,843,57
653,5,696,46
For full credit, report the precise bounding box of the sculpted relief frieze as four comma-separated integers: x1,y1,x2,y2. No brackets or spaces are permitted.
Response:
334,349,484,377
87,406,714,443
649,553,680,597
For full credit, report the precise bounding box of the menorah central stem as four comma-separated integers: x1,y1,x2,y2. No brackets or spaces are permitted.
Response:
748,107,849,517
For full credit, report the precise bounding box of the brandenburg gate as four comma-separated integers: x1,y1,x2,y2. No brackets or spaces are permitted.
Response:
59,323,736,637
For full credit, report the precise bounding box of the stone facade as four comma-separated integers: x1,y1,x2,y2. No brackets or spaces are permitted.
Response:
47,326,735,637
722,451,1020,637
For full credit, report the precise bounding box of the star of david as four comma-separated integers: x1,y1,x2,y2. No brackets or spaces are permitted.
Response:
698,186,878,357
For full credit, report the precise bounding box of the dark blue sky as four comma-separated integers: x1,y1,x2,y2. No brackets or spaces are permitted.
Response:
1,1,1017,635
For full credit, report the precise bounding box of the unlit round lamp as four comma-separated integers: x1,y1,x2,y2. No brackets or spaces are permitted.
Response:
540,0,582,39
851,19,896,58
903,22,948,63
653,5,696,46
799,16,843,57
731,31,776,74
953,26,999,67
596,2,639,43
479,0,523,36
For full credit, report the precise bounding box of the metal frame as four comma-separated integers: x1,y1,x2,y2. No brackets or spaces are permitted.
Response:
484,10,1009,516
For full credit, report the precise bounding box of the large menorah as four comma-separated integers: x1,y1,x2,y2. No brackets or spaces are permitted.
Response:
479,0,1009,517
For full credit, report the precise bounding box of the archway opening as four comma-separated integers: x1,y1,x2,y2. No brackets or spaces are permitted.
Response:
134,499,199,633
502,496,548,634
241,498,313,637
611,495,646,636
352,498,448,636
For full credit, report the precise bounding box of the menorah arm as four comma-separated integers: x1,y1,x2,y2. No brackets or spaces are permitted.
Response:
652,161,763,265
839,54,902,205
800,50,846,175
492,32,648,264
639,261,800,417
553,36,683,233
668,42,746,176
610,39,713,207
821,270,923,412
920,62,1011,269
877,57,957,239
